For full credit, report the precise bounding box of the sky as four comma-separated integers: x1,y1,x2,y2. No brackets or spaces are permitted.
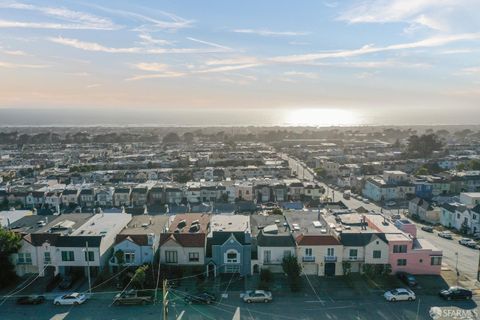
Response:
0,0,480,125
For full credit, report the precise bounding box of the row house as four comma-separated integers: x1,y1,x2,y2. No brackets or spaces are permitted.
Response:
206,215,252,277
96,188,113,207
362,177,415,203
131,186,148,207
408,198,440,224
440,202,480,234
113,187,131,207
159,214,210,272
61,189,79,207
14,213,132,278
110,215,169,271
79,188,96,208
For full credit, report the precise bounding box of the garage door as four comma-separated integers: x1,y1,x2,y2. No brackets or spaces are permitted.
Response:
324,263,336,276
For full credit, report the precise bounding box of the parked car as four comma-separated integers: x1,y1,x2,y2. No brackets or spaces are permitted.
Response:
242,290,273,303
16,295,45,305
438,231,453,239
362,198,370,204
384,288,416,302
54,293,87,306
386,201,396,207
397,272,418,287
59,275,76,290
421,226,434,233
184,292,216,305
114,289,153,306
439,287,472,300
464,240,478,248
459,238,472,245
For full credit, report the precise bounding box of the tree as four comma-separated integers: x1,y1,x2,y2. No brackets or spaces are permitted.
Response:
182,132,194,144
314,167,327,179
132,265,148,289
271,208,283,215
407,134,444,158
342,261,352,276
162,132,180,145
415,167,429,176
0,229,22,288
282,255,302,292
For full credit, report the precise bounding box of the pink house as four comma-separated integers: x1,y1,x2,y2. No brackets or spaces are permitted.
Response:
365,215,442,275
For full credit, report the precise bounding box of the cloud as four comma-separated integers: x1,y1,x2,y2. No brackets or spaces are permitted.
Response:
323,1,339,8
205,56,259,66
0,61,48,68
49,36,231,54
125,71,186,81
337,0,462,32
195,63,260,74
138,34,172,46
133,62,169,72
0,2,119,30
458,67,480,75
233,29,309,37
269,33,480,64
283,71,318,79
86,83,102,88
186,37,232,51
85,3,193,31
0,47,28,56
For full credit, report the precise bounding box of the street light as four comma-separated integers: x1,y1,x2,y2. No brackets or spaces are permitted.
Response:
455,252,459,286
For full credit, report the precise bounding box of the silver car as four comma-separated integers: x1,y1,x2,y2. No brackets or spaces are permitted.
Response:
242,290,272,303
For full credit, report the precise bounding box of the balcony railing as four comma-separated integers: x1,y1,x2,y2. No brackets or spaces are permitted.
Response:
324,256,337,262
302,256,316,262
347,256,363,261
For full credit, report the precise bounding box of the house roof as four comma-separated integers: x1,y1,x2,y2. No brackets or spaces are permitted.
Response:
56,235,102,247
159,233,205,247
340,233,387,247
168,213,210,233
256,231,295,247
206,231,250,257
116,234,150,246
296,235,341,246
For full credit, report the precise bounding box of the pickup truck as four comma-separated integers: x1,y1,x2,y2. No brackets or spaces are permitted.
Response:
113,290,153,306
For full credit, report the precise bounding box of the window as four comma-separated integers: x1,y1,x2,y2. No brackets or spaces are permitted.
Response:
283,250,291,258
393,245,407,253
44,252,51,264
305,248,312,256
264,250,271,264
61,251,75,262
431,256,442,266
327,248,335,256
397,259,407,266
189,252,199,262
373,250,381,259
349,249,358,258
457,213,460,219
165,251,178,263
474,215,477,220
84,251,94,262
124,252,135,263
18,253,32,265
226,250,238,263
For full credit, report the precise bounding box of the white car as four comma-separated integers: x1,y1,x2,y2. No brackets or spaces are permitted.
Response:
459,238,471,245
54,293,87,306
384,288,416,302
242,290,273,303
386,201,396,207
362,198,370,204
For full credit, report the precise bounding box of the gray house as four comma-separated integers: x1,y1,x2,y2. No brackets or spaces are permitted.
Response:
206,215,252,277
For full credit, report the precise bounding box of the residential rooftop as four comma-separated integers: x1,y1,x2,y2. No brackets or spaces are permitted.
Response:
119,214,169,235
210,214,250,233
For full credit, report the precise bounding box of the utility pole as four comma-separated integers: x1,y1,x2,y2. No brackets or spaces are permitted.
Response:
85,241,92,295
162,279,168,320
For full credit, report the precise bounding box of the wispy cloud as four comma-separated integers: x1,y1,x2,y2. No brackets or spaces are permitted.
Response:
49,36,231,54
85,3,193,31
138,34,172,46
337,0,464,32
283,71,318,79
133,62,169,72
205,56,259,66
233,28,310,37
0,61,48,68
86,83,102,89
0,46,28,56
269,33,480,64
457,67,480,75
0,2,119,30
186,37,232,51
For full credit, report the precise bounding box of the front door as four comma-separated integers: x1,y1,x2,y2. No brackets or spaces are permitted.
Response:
325,263,336,276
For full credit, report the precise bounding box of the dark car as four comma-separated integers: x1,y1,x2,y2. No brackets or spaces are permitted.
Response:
59,275,75,290
16,295,45,305
397,272,418,287
184,292,216,305
421,226,434,233
439,287,473,300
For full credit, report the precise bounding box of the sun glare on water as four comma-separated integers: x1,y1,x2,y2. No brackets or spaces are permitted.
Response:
283,108,361,127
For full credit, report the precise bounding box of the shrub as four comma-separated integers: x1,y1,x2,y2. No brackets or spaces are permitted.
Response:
260,268,273,283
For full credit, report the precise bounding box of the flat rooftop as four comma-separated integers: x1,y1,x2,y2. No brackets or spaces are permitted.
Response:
37,213,94,235
72,213,132,237
120,214,169,235
167,213,211,233
284,210,332,236
250,214,291,236
210,214,250,233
